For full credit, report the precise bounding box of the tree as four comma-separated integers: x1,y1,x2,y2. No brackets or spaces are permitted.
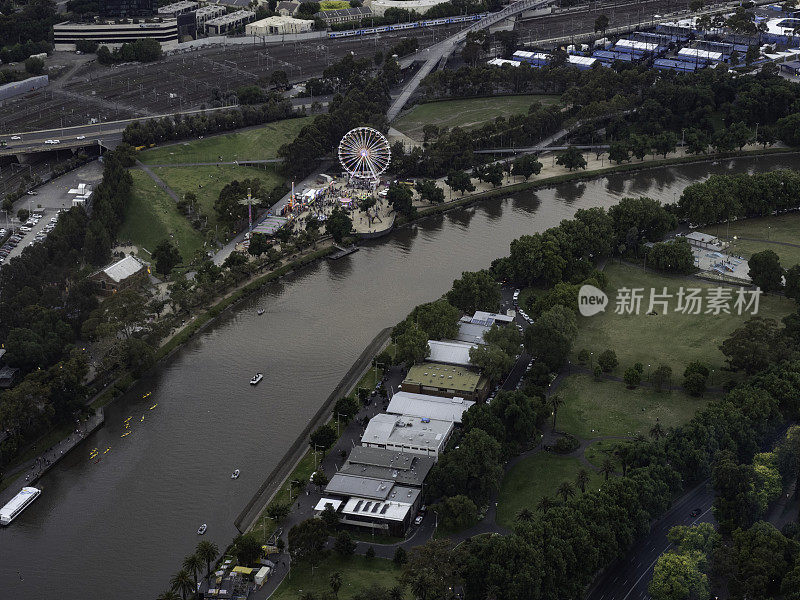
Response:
557,481,576,502
647,239,694,273
170,569,194,600
266,501,291,522
24,56,44,75
415,179,445,204
438,494,479,530
446,270,501,314
685,128,709,155
153,239,181,275
648,551,710,600
312,470,329,488
757,125,777,148
785,264,800,303
594,14,609,33
683,372,707,397
365,546,375,559
597,349,618,373
270,70,289,89
576,468,590,493
445,170,475,196
720,317,787,374
649,421,665,441
556,146,587,171
550,394,564,431
234,533,264,566
334,529,356,556
310,423,336,451
608,141,630,164
624,366,642,388
387,183,416,219
325,206,352,243
289,518,328,564
393,546,407,565
523,305,578,371
196,540,219,580
330,572,343,598
182,554,203,595
17,208,29,222
402,539,461,600
536,495,554,513
422,124,439,143
748,250,784,293
651,365,672,392
511,154,543,181
395,321,429,365
600,458,615,480
652,131,678,158
248,233,271,256
157,592,182,600
469,344,513,383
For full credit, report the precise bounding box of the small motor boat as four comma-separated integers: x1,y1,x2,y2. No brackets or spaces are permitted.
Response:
231,469,240,479
250,373,264,385
257,309,265,315
197,524,207,535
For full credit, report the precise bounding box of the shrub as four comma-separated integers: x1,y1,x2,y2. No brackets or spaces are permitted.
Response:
553,434,580,454
597,349,618,373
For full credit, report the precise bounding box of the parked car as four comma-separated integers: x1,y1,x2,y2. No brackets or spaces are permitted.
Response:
10,135,20,140
414,515,423,526
19,226,31,232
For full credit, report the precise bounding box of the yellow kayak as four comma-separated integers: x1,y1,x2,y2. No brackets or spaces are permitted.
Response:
125,416,132,422
121,431,131,438
149,403,158,410
103,447,111,454
140,415,145,422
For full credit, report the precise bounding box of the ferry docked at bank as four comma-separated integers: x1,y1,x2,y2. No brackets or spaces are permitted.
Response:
0,486,42,525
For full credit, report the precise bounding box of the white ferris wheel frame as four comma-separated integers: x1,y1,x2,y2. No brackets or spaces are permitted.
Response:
338,127,391,181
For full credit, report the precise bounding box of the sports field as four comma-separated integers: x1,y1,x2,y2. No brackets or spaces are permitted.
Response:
119,169,205,262
138,117,312,165
497,453,604,528
700,213,800,267
392,95,561,141
557,374,713,440
153,165,284,228
573,262,796,374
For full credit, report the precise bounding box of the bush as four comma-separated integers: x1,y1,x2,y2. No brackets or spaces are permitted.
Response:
684,372,707,397
623,366,642,388
24,57,44,75
553,434,580,454
365,546,375,559
597,349,618,373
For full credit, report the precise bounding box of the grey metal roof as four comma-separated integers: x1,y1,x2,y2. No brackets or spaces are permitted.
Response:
101,256,145,283
325,473,395,500
453,321,492,345
427,340,474,366
340,446,434,487
386,391,474,424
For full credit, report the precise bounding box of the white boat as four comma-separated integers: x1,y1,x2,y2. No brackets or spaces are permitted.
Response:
197,523,207,535
231,469,240,479
257,309,265,315
250,373,263,385
0,487,41,526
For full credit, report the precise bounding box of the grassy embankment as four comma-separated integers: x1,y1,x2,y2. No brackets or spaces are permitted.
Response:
703,212,800,266
393,95,561,141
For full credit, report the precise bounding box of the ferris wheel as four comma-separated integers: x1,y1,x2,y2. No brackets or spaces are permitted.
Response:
338,127,391,181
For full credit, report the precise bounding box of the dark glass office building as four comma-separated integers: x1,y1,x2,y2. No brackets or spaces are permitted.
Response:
99,0,157,18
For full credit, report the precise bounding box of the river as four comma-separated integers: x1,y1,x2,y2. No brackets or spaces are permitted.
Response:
1,154,798,599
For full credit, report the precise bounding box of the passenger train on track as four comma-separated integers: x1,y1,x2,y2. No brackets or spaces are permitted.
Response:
328,13,489,38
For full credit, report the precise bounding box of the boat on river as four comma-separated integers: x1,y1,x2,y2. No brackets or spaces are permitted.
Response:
197,524,207,535
0,487,41,526
250,373,263,385
231,469,240,479
257,309,265,315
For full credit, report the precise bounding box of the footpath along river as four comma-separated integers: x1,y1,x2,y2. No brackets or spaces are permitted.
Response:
1,154,798,599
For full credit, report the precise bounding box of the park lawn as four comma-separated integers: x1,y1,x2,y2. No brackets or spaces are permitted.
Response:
496,453,604,528
699,213,800,267
557,374,713,440
573,262,796,374
320,0,350,8
583,439,623,470
119,169,205,261
153,165,284,228
138,117,312,165
270,555,407,600
393,95,561,141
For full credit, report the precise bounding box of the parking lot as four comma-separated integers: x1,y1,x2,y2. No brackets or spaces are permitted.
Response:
0,160,103,263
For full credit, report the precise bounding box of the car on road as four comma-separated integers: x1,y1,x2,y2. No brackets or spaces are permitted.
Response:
76,135,86,140
414,515,423,526
19,226,31,233
690,508,701,518
11,135,20,140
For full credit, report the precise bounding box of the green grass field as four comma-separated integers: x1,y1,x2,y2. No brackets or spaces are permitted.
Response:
584,439,623,470
139,117,312,165
153,165,284,228
700,213,800,267
573,262,796,374
496,453,604,528
393,95,561,141
320,0,350,8
270,555,406,600
557,374,713,439
119,169,205,261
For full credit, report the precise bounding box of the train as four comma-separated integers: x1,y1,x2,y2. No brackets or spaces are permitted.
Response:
328,13,489,39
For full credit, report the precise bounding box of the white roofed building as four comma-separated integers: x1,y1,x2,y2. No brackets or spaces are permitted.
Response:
386,391,474,424
90,255,148,295
361,413,453,458
427,340,475,366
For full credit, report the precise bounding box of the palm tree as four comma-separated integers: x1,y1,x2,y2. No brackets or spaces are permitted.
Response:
195,540,219,581
557,481,575,503
649,421,665,441
575,468,590,493
329,572,342,598
157,592,181,600
389,586,405,600
536,495,554,513
550,394,564,431
515,507,535,522
600,458,615,481
170,569,194,600
615,445,632,477
182,553,203,595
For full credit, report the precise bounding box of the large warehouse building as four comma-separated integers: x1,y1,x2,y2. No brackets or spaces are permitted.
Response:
53,19,179,51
